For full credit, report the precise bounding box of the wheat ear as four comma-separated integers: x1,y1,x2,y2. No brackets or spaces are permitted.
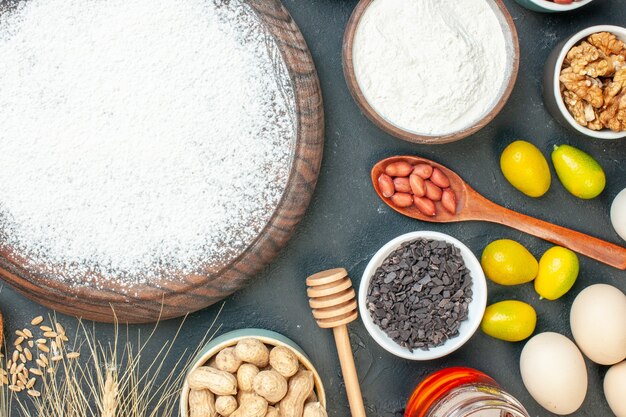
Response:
101,367,118,417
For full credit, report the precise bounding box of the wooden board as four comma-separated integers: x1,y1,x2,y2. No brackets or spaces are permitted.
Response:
0,0,324,323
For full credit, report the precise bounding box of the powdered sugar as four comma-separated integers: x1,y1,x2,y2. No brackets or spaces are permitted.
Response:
0,0,296,289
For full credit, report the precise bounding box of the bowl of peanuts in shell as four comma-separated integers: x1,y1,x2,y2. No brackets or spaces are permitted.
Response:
544,25,626,139
180,329,327,417
514,0,593,13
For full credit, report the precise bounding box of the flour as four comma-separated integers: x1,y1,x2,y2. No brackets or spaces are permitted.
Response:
353,0,509,136
0,0,296,288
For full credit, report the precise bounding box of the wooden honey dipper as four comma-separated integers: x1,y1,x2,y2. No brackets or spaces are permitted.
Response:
306,268,366,417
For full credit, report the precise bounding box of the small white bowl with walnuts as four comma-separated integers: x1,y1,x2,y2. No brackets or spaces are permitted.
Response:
180,329,327,417
544,25,626,139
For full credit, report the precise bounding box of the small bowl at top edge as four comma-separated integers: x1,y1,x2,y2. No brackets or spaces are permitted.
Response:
342,0,520,145
543,25,626,140
514,0,593,13
358,231,488,361
179,329,326,417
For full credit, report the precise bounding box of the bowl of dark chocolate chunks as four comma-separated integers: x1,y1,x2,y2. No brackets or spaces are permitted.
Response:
359,231,487,360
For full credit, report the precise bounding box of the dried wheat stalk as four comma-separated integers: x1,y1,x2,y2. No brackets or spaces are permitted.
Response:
2,305,222,417
101,368,118,417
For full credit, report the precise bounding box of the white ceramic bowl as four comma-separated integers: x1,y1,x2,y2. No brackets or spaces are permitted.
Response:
544,25,626,140
515,0,593,13
359,231,487,361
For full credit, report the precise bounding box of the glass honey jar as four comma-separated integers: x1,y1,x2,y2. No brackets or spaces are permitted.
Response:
405,367,530,417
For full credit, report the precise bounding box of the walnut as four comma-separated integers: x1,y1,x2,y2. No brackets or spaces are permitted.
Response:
604,80,623,103
566,41,625,78
578,57,615,78
587,118,604,131
563,90,587,126
603,68,626,103
562,91,603,130
618,107,626,130
600,92,626,131
614,67,626,84
565,41,601,67
585,104,604,131
588,32,626,56
609,54,626,73
560,67,604,108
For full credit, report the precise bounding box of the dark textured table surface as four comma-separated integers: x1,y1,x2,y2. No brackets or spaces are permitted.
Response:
2,0,625,415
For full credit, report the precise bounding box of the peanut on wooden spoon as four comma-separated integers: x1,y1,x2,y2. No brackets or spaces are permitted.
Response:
372,156,626,270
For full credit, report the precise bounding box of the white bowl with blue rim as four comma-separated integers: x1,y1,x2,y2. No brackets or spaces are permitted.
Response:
180,329,326,416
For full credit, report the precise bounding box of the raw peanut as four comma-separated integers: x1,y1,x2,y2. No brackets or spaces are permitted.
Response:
441,188,457,214
208,357,218,369
424,181,442,201
390,193,413,208
413,196,436,216
215,395,238,416
266,406,279,417
188,366,238,396
237,364,260,392
269,346,299,378
384,161,413,177
216,347,242,373
235,339,269,368
231,393,268,417
238,390,258,404
430,168,450,188
378,174,395,198
303,402,328,417
189,389,217,417
409,174,426,197
253,370,288,403
392,177,411,193
306,390,318,403
278,370,314,417
412,164,433,179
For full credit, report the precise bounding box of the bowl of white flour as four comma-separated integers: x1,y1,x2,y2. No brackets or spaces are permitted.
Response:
343,0,520,144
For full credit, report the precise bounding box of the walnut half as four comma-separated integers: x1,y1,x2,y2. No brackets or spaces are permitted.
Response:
562,91,603,130
588,32,626,56
560,67,604,108
600,92,626,132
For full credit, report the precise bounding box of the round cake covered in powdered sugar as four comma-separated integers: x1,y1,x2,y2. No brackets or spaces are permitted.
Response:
0,0,296,289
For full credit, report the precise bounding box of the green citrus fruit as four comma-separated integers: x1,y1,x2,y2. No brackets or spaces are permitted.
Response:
481,239,538,285
500,140,551,197
552,144,606,199
534,246,579,300
481,300,537,342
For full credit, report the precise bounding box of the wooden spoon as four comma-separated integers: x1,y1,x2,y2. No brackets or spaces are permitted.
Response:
372,156,626,270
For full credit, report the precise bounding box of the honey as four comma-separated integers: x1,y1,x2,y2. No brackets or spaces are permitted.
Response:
405,367,530,417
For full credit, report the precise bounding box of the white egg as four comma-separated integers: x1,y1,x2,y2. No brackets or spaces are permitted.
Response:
570,284,626,365
605,361,626,417
612,188,626,241
520,332,587,415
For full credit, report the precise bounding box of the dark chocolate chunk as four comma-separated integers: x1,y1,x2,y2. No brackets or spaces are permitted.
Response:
367,238,473,351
